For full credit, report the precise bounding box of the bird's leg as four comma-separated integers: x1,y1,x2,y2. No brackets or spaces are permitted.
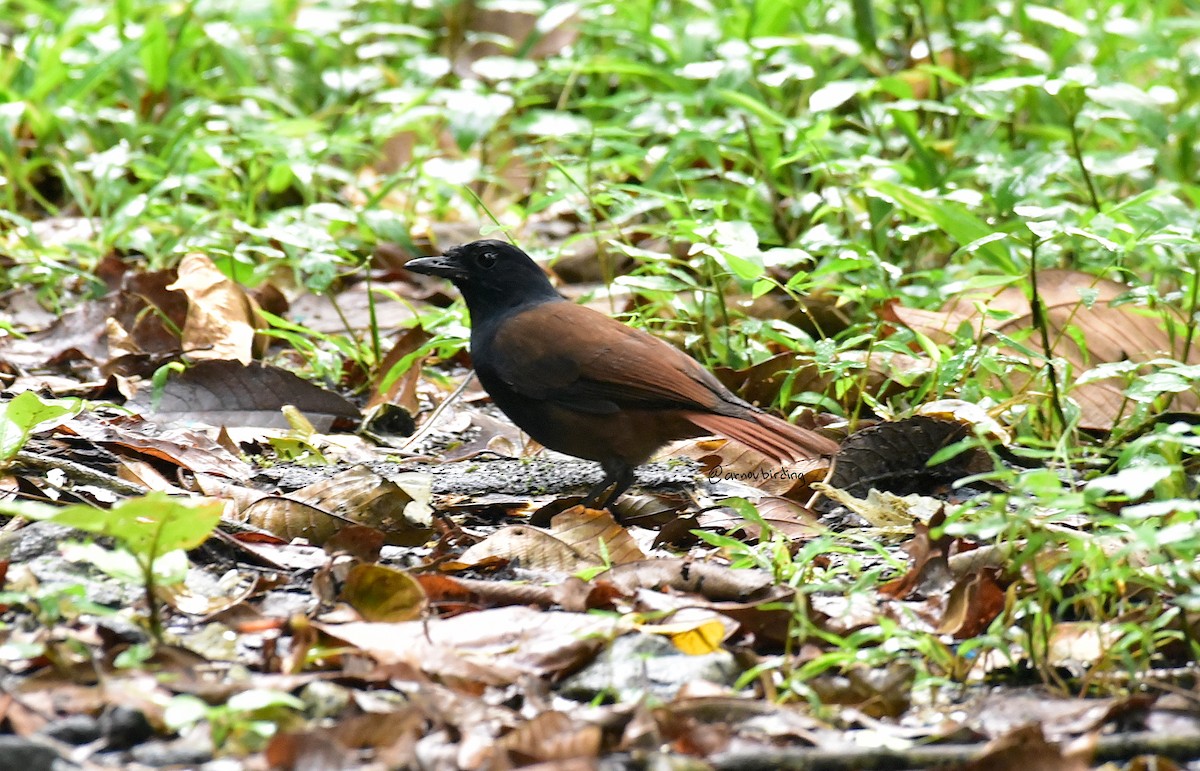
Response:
581,460,635,510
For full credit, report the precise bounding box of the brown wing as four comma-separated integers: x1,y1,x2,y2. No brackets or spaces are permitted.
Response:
490,302,743,415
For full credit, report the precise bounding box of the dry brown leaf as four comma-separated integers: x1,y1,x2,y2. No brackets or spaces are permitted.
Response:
936,568,1006,639
696,495,824,539
458,524,589,571
0,300,112,370
115,457,186,492
548,507,645,564
232,466,432,546
367,326,432,415
459,507,644,571
879,511,954,599
316,606,622,685
61,413,251,480
265,731,353,771
960,724,1094,771
339,563,427,623
494,711,602,765
290,465,432,530
888,270,1200,429
237,496,353,546
602,560,775,602
193,472,268,511
138,359,360,432
166,252,264,364
106,268,189,359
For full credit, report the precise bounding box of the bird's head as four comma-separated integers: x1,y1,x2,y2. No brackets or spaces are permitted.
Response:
406,239,561,317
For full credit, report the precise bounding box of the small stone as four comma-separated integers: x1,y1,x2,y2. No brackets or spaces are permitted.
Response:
99,705,154,749
40,714,101,745
0,735,61,771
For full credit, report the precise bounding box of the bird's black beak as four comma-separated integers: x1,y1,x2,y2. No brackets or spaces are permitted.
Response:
406,254,467,281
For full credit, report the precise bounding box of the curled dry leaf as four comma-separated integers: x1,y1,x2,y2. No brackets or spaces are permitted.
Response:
166,252,265,364
230,466,433,546
493,711,602,766
339,563,427,623
936,568,1007,639
602,560,775,603
879,511,955,599
367,326,432,416
106,268,189,360
458,506,644,571
824,415,987,499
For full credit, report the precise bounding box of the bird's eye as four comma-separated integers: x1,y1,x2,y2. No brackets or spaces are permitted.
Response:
477,251,497,269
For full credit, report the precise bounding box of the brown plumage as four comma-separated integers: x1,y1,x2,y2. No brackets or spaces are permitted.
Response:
407,240,839,507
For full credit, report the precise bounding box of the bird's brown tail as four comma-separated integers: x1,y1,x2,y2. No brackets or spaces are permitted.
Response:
687,411,840,465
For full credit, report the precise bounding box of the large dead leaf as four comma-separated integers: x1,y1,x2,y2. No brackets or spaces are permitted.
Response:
825,416,989,498
960,724,1094,771
137,359,360,431
887,270,1200,429
493,711,602,766
166,252,266,364
231,465,432,546
316,605,622,685
458,507,643,571
879,511,954,599
936,568,1006,639
0,300,112,371
367,326,432,416
106,267,189,360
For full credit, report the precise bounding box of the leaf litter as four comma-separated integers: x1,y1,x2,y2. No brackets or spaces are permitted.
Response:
3,29,1200,771
0,248,1198,769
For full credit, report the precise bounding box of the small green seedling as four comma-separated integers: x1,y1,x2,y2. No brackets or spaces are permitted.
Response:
0,493,224,640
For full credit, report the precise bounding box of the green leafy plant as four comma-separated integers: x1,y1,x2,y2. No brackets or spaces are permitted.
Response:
0,493,223,640
0,391,82,465
164,689,305,755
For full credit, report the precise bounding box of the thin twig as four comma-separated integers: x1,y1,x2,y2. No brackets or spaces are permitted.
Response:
400,371,476,452
1069,108,1102,212
12,450,149,497
1028,239,1067,433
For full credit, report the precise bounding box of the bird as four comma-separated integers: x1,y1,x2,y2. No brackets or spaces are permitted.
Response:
405,239,840,508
